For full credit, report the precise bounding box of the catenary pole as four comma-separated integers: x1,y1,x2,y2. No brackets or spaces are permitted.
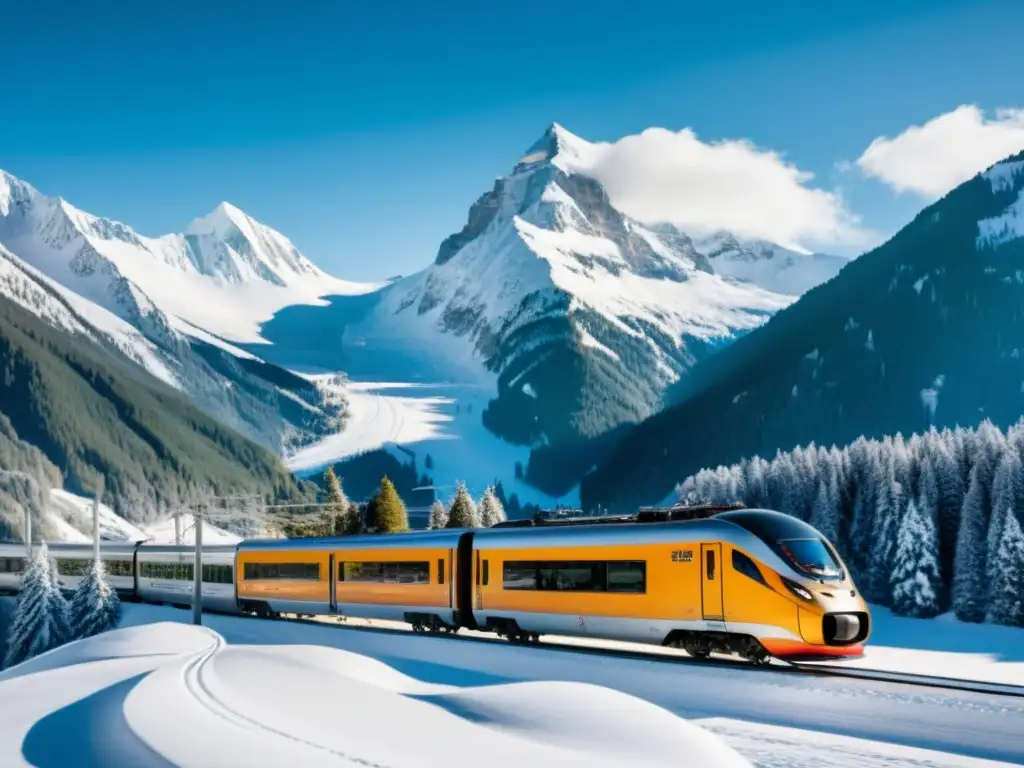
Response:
92,477,104,564
192,501,204,626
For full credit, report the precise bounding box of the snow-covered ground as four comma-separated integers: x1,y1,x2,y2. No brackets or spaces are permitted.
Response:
45,489,240,544
0,619,750,768
287,379,577,508
2,604,1021,767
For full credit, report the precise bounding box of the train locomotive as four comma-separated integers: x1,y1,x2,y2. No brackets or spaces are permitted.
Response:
0,506,870,664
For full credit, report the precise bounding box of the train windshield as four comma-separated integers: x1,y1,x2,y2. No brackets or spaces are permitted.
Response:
778,538,842,581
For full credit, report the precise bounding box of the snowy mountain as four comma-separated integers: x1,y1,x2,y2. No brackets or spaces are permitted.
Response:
582,149,1024,512
339,124,821,456
691,232,849,296
0,171,362,455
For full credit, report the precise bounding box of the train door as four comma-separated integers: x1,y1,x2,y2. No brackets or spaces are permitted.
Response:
456,532,477,630
700,543,724,621
447,548,455,609
329,553,337,613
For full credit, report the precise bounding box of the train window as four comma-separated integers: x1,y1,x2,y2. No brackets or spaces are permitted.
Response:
607,561,646,593
0,557,26,573
105,560,134,577
56,559,89,576
503,562,538,590
503,561,647,594
482,560,489,586
731,550,768,587
340,562,429,584
438,559,445,585
202,564,233,584
706,550,716,580
141,562,194,580
244,562,320,581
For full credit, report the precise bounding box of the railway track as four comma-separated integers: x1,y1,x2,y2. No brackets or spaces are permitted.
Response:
268,612,1024,699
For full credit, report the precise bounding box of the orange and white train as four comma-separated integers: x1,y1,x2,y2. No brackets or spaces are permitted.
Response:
0,506,870,664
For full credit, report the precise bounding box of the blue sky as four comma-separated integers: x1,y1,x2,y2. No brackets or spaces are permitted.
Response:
4,0,1024,281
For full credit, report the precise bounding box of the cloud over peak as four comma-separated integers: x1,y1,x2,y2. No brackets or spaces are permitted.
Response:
855,105,1024,198
564,126,870,254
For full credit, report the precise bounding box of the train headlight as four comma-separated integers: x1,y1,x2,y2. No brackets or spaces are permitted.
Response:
782,576,813,601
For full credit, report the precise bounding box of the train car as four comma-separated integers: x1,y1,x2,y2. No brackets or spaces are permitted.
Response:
137,544,240,615
0,542,27,594
235,529,465,628
50,541,140,598
471,508,869,662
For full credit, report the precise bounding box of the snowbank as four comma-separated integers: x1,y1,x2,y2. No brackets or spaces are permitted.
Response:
0,621,750,768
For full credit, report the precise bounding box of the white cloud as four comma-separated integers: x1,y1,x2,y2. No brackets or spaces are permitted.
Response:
855,105,1024,198
564,126,869,253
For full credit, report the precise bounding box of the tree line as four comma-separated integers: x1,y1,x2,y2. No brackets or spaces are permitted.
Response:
4,543,121,669
279,468,508,538
677,419,1024,627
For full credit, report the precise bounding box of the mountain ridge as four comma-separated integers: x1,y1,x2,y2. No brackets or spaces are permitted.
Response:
580,149,1024,512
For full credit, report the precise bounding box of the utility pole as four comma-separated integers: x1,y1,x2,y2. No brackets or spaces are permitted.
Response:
174,511,182,546
192,501,204,626
24,506,31,559
92,477,104,564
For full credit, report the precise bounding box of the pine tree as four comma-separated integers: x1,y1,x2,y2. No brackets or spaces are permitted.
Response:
953,459,990,622
890,498,942,618
479,486,507,527
427,499,449,530
866,454,902,606
323,467,353,535
69,559,121,640
987,512,1024,626
371,476,409,533
986,449,1023,587
445,483,479,528
5,543,71,668
343,501,364,535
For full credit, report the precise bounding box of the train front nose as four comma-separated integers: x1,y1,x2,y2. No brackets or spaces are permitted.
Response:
822,612,867,645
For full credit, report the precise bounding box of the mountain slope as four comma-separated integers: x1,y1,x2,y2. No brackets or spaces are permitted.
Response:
581,151,1024,512
0,173,358,455
0,288,314,520
343,125,828,450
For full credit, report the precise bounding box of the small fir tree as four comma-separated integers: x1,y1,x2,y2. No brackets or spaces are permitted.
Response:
445,483,479,528
5,543,71,669
371,476,409,533
890,498,942,618
987,512,1024,627
479,486,507,527
953,460,990,622
323,467,353,535
70,559,121,640
343,502,364,535
427,500,449,530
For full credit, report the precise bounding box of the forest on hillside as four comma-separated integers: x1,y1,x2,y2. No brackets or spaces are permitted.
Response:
678,419,1024,626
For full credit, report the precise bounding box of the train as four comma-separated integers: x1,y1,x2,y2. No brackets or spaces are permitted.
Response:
0,505,871,664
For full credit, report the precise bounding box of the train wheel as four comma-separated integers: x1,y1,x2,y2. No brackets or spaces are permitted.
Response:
684,643,711,659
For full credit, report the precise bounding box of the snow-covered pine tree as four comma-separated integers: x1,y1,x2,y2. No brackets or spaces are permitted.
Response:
445,483,479,528
479,486,507,527
987,511,1024,626
69,558,121,640
866,451,902,606
323,467,353,535
953,458,991,622
889,497,942,618
4,543,71,669
810,475,840,546
427,499,449,530
986,448,1023,588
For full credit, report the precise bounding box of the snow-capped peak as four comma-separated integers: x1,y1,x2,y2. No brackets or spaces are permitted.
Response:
185,200,250,239
513,122,604,176
0,170,41,216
